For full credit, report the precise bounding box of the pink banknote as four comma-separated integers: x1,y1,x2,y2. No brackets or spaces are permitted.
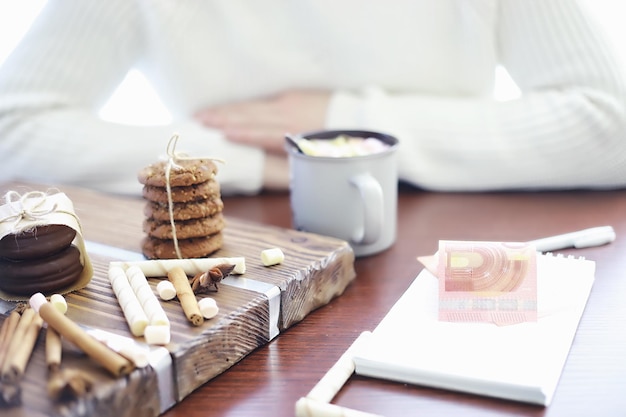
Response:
437,240,538,325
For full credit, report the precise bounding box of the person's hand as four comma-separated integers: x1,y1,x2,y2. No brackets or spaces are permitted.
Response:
194,90,331,154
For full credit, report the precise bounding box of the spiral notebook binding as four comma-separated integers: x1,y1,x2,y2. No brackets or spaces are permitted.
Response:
543,252,586,260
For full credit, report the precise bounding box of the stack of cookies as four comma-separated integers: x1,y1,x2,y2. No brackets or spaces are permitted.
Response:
138,158,225,259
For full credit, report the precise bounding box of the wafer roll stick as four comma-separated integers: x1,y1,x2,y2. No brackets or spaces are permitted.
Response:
111,256,246,276
295,332,379,417
85,328,151,367
30,293,135,378
126,266,169,326
168,266,204,326
108,265,149,336
306,331,372,403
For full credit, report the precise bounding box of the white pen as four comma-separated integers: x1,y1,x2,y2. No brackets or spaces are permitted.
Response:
528,225,616,252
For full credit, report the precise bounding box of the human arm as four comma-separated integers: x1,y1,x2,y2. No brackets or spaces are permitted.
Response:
197,0,626,191
0,1,266,196
329,0,626,190
195,90,328,193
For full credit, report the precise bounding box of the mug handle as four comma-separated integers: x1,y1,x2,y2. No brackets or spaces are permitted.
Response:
349,173,383,245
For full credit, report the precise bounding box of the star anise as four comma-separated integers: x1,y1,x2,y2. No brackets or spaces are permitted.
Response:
190,263,236,293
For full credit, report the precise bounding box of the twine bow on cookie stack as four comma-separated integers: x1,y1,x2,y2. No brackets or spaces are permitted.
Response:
164,134,188,259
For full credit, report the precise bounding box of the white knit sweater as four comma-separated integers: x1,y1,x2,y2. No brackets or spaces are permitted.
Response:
0,0,625,195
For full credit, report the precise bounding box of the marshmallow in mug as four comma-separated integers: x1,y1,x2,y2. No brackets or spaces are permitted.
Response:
288,130,399,257
298,135,390,157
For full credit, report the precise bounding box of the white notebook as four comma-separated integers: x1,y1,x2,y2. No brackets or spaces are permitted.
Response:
353,253,595,406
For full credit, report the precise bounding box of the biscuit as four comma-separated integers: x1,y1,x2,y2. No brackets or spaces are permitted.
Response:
0,224,76,260
141,233,223,259
0,245,83,295
142,179,221,203
138,158,218,187
144,198,224,221
143,213,226,239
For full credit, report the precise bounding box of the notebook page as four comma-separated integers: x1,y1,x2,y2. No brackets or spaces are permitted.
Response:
353,254,595,405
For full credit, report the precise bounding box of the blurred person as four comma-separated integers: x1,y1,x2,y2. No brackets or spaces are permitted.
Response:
0,0,625,196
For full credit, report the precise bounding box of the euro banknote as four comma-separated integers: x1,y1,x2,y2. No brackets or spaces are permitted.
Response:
437,240,538,325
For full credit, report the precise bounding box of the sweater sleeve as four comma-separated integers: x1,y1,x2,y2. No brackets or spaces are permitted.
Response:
326,0,626,191
0,1,265,196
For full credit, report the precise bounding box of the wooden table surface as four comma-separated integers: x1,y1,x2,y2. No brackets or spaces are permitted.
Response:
5,183,626,416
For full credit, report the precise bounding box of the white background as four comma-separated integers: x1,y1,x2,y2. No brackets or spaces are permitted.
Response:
1,1,624,126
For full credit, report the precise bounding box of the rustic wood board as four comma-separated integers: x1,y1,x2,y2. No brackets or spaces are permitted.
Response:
0,182,356,416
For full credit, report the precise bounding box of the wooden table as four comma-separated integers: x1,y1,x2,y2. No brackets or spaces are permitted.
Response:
4,183,626,416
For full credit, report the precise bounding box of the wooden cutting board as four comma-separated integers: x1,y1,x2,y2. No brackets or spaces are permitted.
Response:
0,182,356,416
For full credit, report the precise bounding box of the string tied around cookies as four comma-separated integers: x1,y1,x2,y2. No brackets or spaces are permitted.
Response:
0,191,67,230
164,133,225,167
164,133,224,259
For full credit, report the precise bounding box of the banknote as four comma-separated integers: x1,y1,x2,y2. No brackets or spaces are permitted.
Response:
437,240,537,325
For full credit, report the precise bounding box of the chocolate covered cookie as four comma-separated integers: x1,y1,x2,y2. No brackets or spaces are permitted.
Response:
0,245,83,295
0,190,93,299
0,224,76,260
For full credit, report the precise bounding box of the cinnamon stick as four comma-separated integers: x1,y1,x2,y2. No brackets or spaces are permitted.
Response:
1,308,42,383
0,381,20,407
30,293,135,378
6,312,42,383
0,307,29,406
45,324,96,401
46,326,63,372
47,368,95,401
0,310,21,370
